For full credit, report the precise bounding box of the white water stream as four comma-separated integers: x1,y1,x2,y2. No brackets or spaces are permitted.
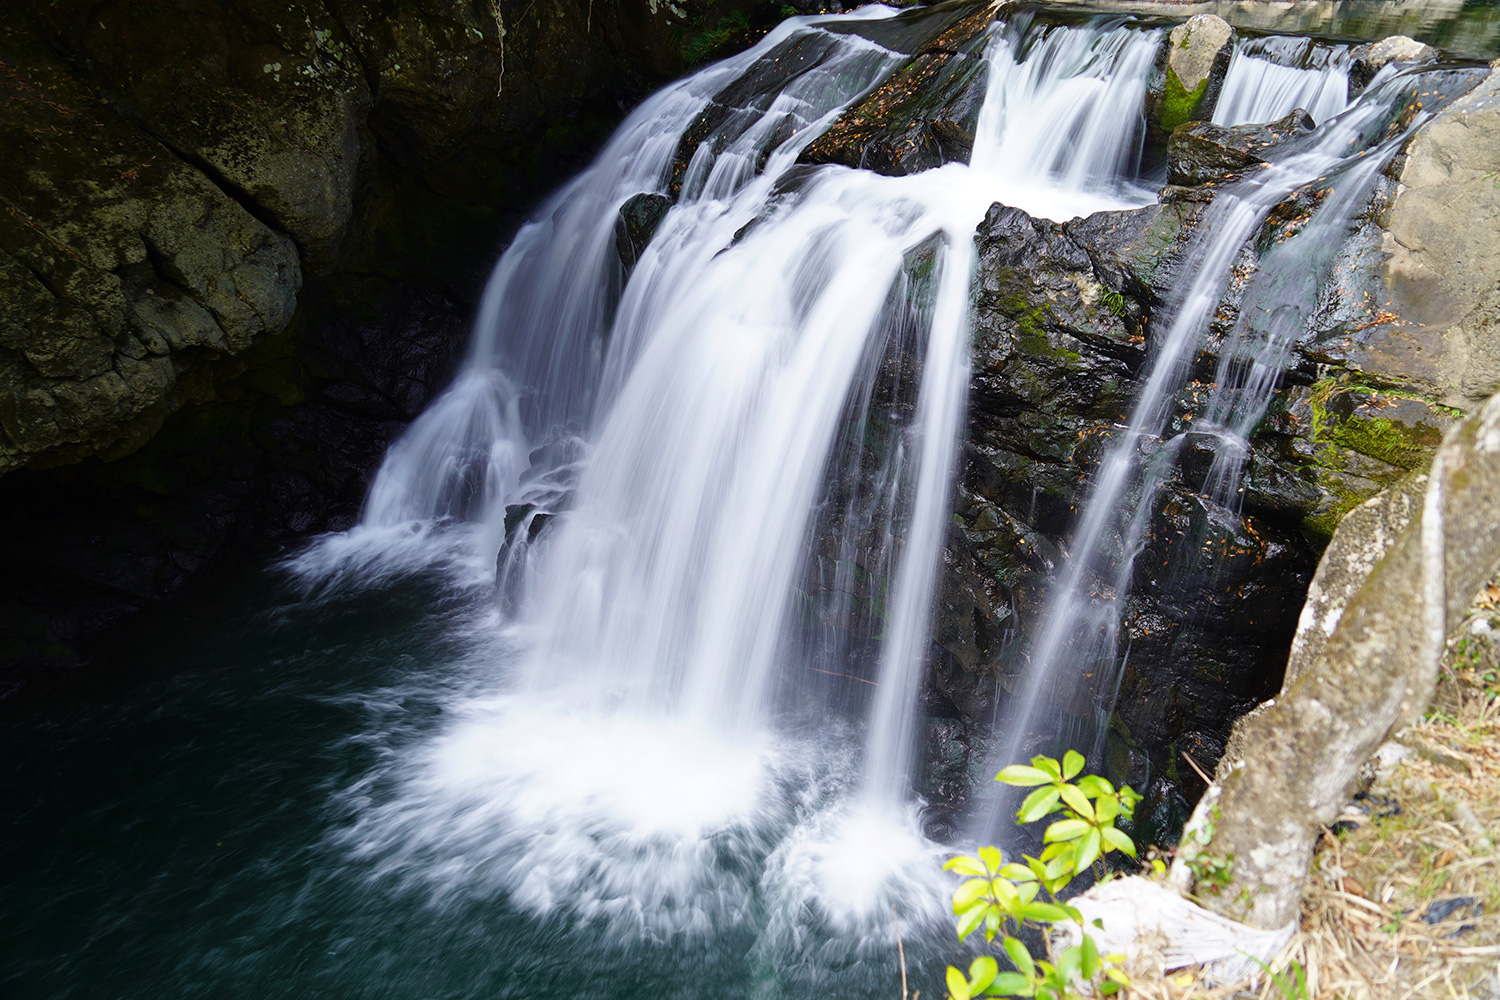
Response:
976,58,1436,835
289,0,1437,952
294,7,1163,939
1213,35,1351,127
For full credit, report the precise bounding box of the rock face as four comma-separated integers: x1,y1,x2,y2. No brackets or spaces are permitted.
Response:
1362,66,1500,409
1146,14,1233,143
906,55,1493,828
1174,390,1500,929
0,0,792,693
1148,63,1500,931
1165,110,1315,188
0,41,302,476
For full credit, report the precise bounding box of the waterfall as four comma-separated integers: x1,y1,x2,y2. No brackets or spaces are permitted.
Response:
977,62,1442,837
307,5,1163,936
1213,35,1351,127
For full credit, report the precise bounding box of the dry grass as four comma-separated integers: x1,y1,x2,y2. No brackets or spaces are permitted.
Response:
1124,588,1500,1000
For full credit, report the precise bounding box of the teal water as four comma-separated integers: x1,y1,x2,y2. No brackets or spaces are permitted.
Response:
0,564,953,999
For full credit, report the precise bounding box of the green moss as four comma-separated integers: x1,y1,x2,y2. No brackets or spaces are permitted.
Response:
1307,377,1446,471
999,293,1080,362
1159,67,1209,132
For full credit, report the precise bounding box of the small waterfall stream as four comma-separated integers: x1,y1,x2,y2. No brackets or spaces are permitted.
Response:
976,58,1447,836
1213,35,1351,127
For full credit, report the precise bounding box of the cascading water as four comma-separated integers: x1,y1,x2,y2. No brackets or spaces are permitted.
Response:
6,6,1491,999
1213,35,1351,127
291,4,1162,946
976,61,1450,838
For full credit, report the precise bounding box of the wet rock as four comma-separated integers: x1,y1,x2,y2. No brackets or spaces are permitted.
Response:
615,193,673,274
1066,201,1204,305
1348,35,1437,96
800,8,994,175
1166,109,1316,187
1146,14,1234,145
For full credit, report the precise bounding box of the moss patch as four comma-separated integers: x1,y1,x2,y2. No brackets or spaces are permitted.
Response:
1159,67,1209,133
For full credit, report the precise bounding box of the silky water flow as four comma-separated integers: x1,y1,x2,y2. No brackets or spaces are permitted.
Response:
974,57,1452,839
282,7,1166,951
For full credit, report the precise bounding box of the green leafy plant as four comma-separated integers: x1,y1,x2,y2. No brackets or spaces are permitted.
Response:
1179,805,1235,893
942,751,1140,1000
1245,955,1309,1000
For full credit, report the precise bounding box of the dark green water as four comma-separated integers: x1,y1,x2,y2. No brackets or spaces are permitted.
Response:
0,563,956,999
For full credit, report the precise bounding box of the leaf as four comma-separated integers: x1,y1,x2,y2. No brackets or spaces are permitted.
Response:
995,765,1052,787
1094,793,1120,825
1075,827,1102,871
1000,937,1034,980
1031,755,1063,779
1101,826,1137,858
1043,848,1074,881
978,845,1005,871
956,902,988,941
1017,880,1039,905
984,906,1002,942
1079,932,1100,978
1038,842,1069,862
1056,945,1082,984
1105,968,1131,986
948,965,972,1000
1075,775,1112,798
953,878,991,910
1058,783,1095,820
1020,901,1071,922
1062,750,1085,780
1025,856,1048,880
989,972,1035,997
1043,818,1090,844
945,855,989,876
1060,904,1083,923
969,955,999,994
999,862,1037,882
1017,787,1062,824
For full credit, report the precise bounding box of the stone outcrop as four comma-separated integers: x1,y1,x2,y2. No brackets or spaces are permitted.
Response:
799,7,995,175
1165,109,1315,188
0,45,301,476
1145,13,1232,144
1348,34,1437,95
1174,390,1500,929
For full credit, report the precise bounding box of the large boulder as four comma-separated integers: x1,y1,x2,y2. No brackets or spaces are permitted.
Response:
1165,109,1316,188
1146,14,1233,144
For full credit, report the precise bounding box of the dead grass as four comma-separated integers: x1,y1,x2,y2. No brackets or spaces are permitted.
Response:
1124,588,1500,1000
